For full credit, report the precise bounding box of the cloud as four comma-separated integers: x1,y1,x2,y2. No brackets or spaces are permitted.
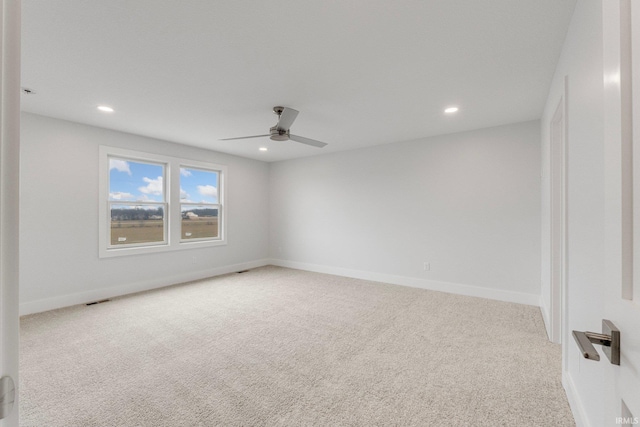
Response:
180,187,190,200
180,168,192,177
139,176,163,196
197,185,218,199
136,194,153,202
109,159,131,175
109,192,135,200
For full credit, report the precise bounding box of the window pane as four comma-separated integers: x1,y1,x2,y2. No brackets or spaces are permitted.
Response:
109,158,165,202
111,204,165,245
181,206,219,239
180,167,218,204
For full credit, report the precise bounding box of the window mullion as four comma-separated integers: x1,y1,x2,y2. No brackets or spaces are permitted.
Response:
169,159,181,246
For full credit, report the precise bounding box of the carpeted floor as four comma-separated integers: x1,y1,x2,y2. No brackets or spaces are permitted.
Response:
20,266,574,426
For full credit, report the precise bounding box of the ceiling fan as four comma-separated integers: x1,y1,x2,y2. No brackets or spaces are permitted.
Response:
220,106,328,148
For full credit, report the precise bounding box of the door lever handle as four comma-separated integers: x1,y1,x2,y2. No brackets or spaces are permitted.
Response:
572,331,607,361
572,319,620,365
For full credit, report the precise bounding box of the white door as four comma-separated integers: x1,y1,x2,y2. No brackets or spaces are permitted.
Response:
601,0,640,424
0,0,21,426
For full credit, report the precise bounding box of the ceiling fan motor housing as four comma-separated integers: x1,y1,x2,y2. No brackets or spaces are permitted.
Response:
270,126,289,141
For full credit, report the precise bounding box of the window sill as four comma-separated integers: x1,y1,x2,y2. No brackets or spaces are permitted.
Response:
99,239,227,258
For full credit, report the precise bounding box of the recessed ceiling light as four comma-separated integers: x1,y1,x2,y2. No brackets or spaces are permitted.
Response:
97,105,114,113
444,107,459,114
259,147,268,152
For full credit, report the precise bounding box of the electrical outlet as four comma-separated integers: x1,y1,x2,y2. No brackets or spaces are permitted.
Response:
423,262,430,271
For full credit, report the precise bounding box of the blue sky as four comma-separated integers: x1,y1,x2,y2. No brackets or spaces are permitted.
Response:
109,158,218,204
179,167,219,204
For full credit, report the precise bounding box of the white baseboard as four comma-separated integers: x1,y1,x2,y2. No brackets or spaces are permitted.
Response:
21,258,540,314
562,371,589,427
20,258,270,316
539,294,552,340
269,259,540,306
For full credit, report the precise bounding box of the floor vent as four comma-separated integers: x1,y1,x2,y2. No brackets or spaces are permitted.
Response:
86,299,110,306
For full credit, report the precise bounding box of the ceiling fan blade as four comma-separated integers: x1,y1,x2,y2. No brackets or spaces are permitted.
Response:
289,134,328,148
219,134,270,141
276,107,299,131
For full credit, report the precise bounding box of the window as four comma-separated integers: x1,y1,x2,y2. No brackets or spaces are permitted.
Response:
99,147,226,258
180,167,221,241
109,158,167,247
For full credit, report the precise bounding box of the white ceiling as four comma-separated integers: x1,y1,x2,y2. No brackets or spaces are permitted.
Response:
21,0,576,162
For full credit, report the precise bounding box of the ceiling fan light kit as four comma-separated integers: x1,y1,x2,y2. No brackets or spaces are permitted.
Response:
220,106,328,148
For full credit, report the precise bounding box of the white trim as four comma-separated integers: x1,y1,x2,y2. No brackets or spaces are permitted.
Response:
632,0,640,302
1,0,22,425
19,259,269,316
561,75,571,373
549,92,568,345
21,259,540,314
562,371,590,427
539,294,552,340
269,259,540,306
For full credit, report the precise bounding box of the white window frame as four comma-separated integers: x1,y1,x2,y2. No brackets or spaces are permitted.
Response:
179,162,224,244
107,156,168,250
99,146,227,258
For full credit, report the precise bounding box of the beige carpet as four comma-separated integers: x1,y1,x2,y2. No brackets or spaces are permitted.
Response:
20,266,574,426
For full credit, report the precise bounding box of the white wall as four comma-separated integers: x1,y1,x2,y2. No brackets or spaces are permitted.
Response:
19,113,270,314
270,121,541,305
540,1,606,425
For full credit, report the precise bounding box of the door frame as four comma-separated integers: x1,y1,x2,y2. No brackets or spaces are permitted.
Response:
0,0,22,426
549,86,568,347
